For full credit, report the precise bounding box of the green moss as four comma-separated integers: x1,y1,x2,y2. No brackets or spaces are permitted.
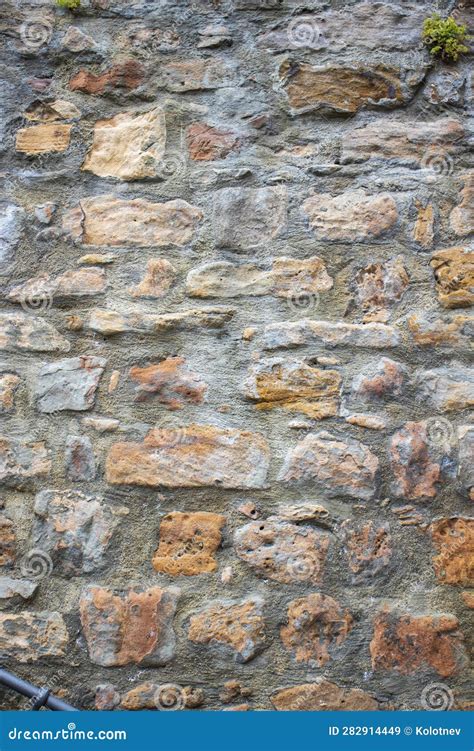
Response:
422,14,470,62
56,0,81,9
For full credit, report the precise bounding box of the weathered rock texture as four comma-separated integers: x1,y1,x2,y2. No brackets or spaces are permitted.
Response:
0,0,472,713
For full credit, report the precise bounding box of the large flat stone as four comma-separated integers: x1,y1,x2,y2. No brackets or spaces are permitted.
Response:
302,190,398,241
34,356,107,413
0,313,70,353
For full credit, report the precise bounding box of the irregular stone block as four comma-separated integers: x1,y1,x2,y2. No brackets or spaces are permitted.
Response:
390,421,441,500
70,60,145,95
80,585,180,667
106,425,270,489
65,436,96,482
341,521,392,582
33,489,124,576
0,312,70,353
24,99,81,122
281,594,352,665
6,268,107,305
152,511,225,575
370,610,466,678
0,204,23,273
188,598,265,662
408,314,473,349
243,357,340,419
352,358,407,400
0,517,15,567
450,173,474,237
0,577,38,607
0,612,68,662
87,307,234,336
271,680,379,711
414,366,474,413
63,195,202,247
82,108,166,180
130,259,176,298
187,122,239,161
0,437,51,486
279,431,379,500
263,320,399,350
413,201,434,249
458,425,474,500
35,356,107,413
0,373,20,413
354,257,409,317
302,190,398,241
161,59,236,91
234,518,329,584
15,124,72,154
429,518,474,585
212,187,287,249
430,247,474,309
129,357,207,408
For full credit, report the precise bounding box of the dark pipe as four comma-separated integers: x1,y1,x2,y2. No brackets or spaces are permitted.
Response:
0,668,78,711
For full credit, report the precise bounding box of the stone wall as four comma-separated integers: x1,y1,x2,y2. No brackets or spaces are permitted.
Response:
0,0,472,712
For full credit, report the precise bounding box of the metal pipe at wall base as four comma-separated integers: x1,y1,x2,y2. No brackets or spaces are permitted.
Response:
0,669,78,711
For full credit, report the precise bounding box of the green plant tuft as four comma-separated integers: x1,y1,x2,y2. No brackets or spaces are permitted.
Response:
56,0,81,9
422,14,470,62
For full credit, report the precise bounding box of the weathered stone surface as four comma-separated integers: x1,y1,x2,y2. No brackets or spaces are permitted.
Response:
63,195,202,247
152,511,225,575
370,610,466,677
390,421,441,500
280,62,414,115
0,312,70,353
302,191,398,241
352,358,407,400
341,521,392,582
70,60,145,94
342,119,465,164
33,489,123,576
458,426,474,500
82,108,166,180
25,99,81,122
281,594,352,665
62,25,98,53
345,413,387,430
234,518,329,584
279,431,378,500
0,612,68,662
0,204,23,273
212,187,287,249
34,356,107,413
271,681,379,711
450,173,474,237
0,517,15,568
354,257,409,318
243,358,340,419
161,59,236,91
188,598,265,662
65,436,96,482
129,357,207,408
187,257,332,299
130,259,176,298
429,518,474,586
430,247,474,309
87,307,233,336
413,201,434,249
6,268,106,304
0,373,20,413
0,577,38,607
80,585,179,666
414,366,474,413
0,437,51,485
15,124,72,154
408,314,473,349
187,122,239,161
263,320,399,350
106,425,270,489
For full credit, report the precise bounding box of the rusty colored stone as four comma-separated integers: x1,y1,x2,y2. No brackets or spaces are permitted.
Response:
408,314,473,348
0,517,15,567
16,124,72,154
370,610,466,677
272,681,379,711
429,518,474,585
80,585,180,666
0,612,68,662
390,421,441,500
234,518,329,584
281,594,352,665
70,60,145,94
354,257,409,315
430,247,474,309
450,172,474,237
130,259,176,298
187,122,239,161
188,598,265,663
341,521,392,581
414,202,434,248
129,357,207,408
352,358,407,400
152,511,225,575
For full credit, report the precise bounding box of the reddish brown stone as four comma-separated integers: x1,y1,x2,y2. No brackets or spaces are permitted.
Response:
152,511,225,575
390,422,441,499
0,373,20,414
271,681,379,711
129,358,208,408
281,594,352,665
430,247,474,309
352,358,406,400
188,598,265,663
370,610,466,677
70,60,145,95
354,257,409,318
0,517,15,568
80,585,179,666
130,259,176,298
429,518,474,585
95,684,120,711
341,521,392,581
187,122,239,161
